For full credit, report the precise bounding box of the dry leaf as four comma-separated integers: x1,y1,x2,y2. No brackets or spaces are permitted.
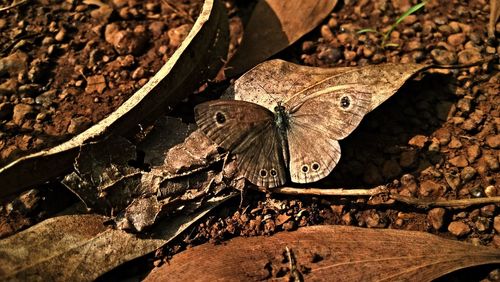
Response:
0,194,235,282
0,0,229,198
144,225,500,281
225,0,337,77
231,59,429,113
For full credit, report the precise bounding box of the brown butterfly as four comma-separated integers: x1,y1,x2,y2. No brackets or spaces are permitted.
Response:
194,83,371,188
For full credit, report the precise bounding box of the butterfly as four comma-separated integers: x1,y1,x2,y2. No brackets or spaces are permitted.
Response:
194,82,371,188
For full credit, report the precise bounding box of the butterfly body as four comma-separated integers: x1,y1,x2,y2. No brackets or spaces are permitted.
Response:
194,83,372,188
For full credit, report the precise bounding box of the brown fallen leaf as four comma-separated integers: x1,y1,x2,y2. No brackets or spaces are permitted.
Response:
225,0,337,78
144,225,500,282
231,59,429,114
0,193,235,282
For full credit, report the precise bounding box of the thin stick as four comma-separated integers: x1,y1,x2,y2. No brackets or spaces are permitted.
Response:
390,194,500,208
0,0,28,12
269,186,500,208
271,186,387,196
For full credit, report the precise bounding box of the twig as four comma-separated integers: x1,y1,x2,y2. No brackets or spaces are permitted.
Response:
270,185,500,208
0,0,28,12
390,194,500,208
270,186,388,197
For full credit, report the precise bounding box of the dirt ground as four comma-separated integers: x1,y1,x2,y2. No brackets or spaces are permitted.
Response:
1,0,499,280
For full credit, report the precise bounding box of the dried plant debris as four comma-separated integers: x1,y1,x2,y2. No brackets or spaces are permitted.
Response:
0,194,234,282
144,225,500,281
225,0,338,77
0,0,204,166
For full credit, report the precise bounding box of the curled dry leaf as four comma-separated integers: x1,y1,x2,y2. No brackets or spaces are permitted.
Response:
232,59,430,113
0,0,229,198
225,0,338,77
0,193,235,282
144,225,500,282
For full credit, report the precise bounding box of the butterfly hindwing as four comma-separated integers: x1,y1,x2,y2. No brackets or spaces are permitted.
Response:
194,100,287,188
285,83,371,183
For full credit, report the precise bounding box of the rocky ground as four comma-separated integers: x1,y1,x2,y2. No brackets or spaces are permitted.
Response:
0,0,202,166
0,0,499,280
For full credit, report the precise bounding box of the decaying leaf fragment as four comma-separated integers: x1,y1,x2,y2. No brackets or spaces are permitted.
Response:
144,225,500,281
225,0,338,77
0,194,235,282
61,122,229,231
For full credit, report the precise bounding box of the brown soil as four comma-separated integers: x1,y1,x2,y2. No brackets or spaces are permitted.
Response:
0,0,202,167
1,0,499,280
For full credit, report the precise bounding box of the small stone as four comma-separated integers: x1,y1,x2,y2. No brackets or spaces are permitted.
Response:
317,46,342,63
399,150,417,168
12,104,34,125
485,185,497,197
0,102,13,120
0,51,28,76
400,174,417,194
460,166,476,182
365,212,381,228
90,4,115,22
431,49,457,65
448,221,470,237
408,135,428,148
402,14,417,25
419,180,445,197
54,27,66,42
67,116,91,134
444,171,461,190
382,159,401,179
105,23,148,55
448,155,468,167
35,89,57,107
483,154,499,171
149,21,165,38
168,24,193,49
406,40,423,51
131,66,145,80
320,25,334,41
17,189,39,213
494,216,500,234
475,217,490,232
456,98,471,113
85,75,107,94
362,45,375,58
448,136,462,149
466,144,481,161
486,135,500,148
428,208,446,230
337,33,352,45
480,205,496,217
344,50,357,62
447,33,466,46
458,49,482,65
371,53,385,63
433,128,451,145
428,139,440,152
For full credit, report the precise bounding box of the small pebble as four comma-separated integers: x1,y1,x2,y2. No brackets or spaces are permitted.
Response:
460,166,476,182
448,155,469,167
447,221,470,237
431,49,457,65
485,134,500,148
427,208,446,230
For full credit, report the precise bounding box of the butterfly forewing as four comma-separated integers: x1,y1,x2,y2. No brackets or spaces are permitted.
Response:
194,100,287,188
284,83,371,183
